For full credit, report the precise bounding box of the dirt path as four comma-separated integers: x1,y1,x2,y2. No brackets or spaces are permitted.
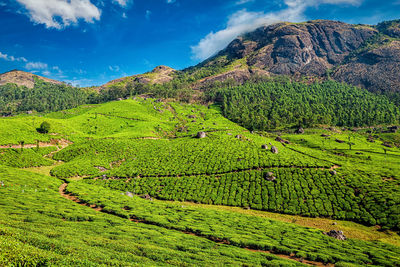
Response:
59,182,332,266
0,138,72,150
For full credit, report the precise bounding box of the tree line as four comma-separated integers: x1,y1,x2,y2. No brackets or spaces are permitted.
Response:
207,79,400,130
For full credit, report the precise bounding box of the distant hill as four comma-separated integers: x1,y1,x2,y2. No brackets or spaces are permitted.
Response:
100,65,176,90
0,69,64,89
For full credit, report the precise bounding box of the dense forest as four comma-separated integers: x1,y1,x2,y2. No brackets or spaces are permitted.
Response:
0,78,95,115
209,79,400,130
1,76,400,131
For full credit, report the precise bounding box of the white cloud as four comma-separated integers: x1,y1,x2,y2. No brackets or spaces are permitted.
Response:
16,0,101,29
42,70,51,76
113,0,133,8
316,0,361,5
235,0,254,5
0,51,28,62
25,62,48,70
109,65,120,72
166,0,176,3
191,0,363,60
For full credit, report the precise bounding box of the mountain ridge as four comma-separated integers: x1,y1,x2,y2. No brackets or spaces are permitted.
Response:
194,19,400,93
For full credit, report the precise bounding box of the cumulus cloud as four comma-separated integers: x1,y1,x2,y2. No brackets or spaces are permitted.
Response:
25,62,48,70
166,0,176,3
16,0,101,29
191,0,363,60
0,51,27,62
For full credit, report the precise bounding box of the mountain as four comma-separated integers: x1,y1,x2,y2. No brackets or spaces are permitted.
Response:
0,69,64,89
192,19,400,94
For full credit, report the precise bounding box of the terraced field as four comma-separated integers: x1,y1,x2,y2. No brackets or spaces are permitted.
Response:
0,98,399,266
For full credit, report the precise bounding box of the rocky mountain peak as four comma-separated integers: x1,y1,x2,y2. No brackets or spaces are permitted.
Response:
200,19,400,94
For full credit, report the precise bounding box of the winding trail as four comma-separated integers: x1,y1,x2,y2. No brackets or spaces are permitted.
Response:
59,182,333,267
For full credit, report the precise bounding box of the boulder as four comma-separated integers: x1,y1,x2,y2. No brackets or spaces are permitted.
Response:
261,144,268,150
140,194,153,201
265,172,276,181
296,127,305,134
324,230,346,240
196,132,206,139
275,136,290,144
271,146,278,154
235,135,242,139
330,170,337,175
125,192,134,198
335,139,345,144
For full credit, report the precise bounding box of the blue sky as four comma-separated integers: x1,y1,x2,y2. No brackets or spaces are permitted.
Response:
0,0,399,87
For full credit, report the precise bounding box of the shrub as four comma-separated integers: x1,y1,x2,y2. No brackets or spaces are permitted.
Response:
37,121,51,134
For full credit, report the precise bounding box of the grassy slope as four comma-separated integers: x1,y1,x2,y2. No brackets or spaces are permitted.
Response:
0,98,399,266
0,166,302,266
0,99,243,146
65,179,400,266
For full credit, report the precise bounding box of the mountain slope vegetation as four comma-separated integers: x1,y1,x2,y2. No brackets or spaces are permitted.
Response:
211,79,400,130
0,98,399,266
1,18,400,267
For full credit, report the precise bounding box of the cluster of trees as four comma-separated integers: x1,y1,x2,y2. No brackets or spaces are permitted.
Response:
0,78,96,115
99,79,195,103
208,79,400,130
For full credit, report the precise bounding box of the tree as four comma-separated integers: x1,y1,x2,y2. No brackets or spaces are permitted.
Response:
37,121,51,134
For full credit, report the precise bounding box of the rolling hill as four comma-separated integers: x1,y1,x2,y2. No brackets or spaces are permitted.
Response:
0,69,64,89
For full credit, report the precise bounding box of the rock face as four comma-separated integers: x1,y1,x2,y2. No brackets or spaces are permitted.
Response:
220,20,376,76
332,41,400,94
0,70,64,89
203,19,400,94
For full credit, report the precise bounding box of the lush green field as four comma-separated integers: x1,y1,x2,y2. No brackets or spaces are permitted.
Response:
66,179,400,266
0,99,241,145
0,98,399,266
0,166,305,266
50,134,329,178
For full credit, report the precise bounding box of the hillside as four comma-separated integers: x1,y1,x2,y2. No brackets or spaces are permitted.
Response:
0,98,399,266
0,69,64,89
100,65,176,89
189,19,400,94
